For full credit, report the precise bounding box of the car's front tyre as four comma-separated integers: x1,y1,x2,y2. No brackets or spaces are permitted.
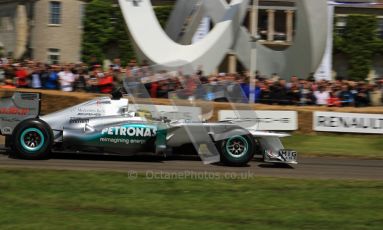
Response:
12,119,53,160
219,135,255,166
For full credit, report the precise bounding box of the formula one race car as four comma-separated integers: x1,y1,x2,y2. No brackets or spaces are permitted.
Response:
0,91,297,166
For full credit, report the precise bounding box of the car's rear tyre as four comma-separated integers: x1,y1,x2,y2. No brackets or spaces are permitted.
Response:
5,135,12,148
12,119,53,160
219,135,255,166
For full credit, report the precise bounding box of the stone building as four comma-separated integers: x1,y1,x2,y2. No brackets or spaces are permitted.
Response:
0,0,35,59
0,0,86,63
31,0,86,64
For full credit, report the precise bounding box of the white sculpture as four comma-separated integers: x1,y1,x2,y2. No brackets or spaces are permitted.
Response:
119,0,328,79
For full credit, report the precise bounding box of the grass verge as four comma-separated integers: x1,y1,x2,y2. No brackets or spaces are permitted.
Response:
0,169,382,229
283,134,383,159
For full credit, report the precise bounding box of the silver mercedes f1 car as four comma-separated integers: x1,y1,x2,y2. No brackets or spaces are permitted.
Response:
0,91,297,166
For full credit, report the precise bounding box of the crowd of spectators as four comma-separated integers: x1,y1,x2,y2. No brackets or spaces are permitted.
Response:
1,57,383,107
246,73,383,107
0,57,120,94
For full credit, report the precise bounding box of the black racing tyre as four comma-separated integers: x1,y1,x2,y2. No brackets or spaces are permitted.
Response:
219,135,255,166
5,135,12,148
12,118,53,160
4,136,13,155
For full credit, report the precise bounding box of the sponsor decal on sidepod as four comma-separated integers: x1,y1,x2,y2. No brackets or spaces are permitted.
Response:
101,126,157,137
98,125,158,145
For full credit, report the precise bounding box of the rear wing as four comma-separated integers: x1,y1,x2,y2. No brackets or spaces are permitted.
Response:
0,92,41,135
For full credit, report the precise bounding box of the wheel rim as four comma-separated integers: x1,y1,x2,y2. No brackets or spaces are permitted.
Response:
225,136,248,158
20,128,45,152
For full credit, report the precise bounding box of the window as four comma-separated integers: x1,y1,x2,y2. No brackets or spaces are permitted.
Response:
0,17,14,31
49,1,61,25
48,48,60,64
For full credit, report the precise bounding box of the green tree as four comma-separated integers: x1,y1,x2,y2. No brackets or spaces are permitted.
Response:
82,0,134,65
334,15,380,81
154,6,174,28
82,1,173,65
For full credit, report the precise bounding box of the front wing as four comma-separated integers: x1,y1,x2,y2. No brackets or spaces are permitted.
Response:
250,130,298,164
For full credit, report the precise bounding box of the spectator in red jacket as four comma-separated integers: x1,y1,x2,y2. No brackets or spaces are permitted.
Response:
327,91,341,107
15,64,29,88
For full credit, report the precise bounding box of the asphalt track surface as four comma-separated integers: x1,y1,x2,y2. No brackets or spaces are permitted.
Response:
0,150,382,180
